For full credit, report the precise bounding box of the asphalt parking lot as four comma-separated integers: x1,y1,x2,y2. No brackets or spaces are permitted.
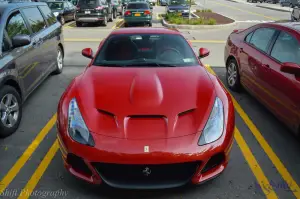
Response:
1,0,300,198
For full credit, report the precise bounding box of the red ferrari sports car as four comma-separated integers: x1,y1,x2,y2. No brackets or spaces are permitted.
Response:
224,22,300,136
57,27,235,189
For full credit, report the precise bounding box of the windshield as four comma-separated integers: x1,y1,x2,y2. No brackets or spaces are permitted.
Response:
93,34,199,67
78,0,100,8
127,3,149,9
169,0,186,5
47,2,64,9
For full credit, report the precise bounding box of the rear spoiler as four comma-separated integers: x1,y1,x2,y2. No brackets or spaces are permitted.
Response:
232,29,244,34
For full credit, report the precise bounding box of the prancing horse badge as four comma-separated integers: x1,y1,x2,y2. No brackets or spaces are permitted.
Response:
144,146,149,153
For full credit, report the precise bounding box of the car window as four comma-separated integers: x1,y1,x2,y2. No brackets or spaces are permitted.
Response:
127,3,149,8
47,2,64,10
22,7,47,34
94,33,199,67
67,2,74,7
270,31,300,64
39,6,57,25
6,12,30,40
169,0,186,5
78,0,101,7
245,31,254,43
249,28,276,52
2,32,11,52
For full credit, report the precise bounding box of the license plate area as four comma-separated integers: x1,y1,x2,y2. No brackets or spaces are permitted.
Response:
85,11,91,14
134,13,141,16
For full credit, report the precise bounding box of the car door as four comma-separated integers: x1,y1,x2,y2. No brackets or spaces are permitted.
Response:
20,6,51,93
5,10,37,95
239,27,277,100
260,30,300,132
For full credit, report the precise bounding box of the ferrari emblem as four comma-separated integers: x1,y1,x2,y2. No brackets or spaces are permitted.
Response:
144,146,149,153
143,167,151,176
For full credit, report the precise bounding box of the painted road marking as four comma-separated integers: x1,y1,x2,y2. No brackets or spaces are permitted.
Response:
236,20,275,23
112,19,123,29
64,38,226,43
17,140,59,199
211,0,279,20
0,114,57,195
205,64,300,198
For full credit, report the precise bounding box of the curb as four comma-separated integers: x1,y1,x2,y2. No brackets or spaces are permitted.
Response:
161,14,237,30
256,4,291,12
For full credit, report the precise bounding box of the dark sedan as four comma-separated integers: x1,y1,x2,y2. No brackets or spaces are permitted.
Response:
47,1,76,24
166,0,189,17
0,2,64,137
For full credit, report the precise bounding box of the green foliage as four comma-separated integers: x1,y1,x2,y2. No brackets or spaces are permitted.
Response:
195,9,212,12
165,13,217,25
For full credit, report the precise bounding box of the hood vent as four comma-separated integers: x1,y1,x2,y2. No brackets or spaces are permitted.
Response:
98,109,115,117
178,109,195,117
128,115,166,119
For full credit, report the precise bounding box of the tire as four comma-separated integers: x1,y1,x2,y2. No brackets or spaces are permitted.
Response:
52,46,64,75
0,86,22,138
109,12,114,22
226,58,241,92
149,22,152,26
60,16,65,25
76,21,82,27
103,16,108,26
124,22,128,27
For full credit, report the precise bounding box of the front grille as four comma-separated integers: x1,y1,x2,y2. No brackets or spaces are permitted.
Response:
92,162,200,188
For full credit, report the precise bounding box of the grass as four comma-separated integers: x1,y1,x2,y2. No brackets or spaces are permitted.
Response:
164,13,217,25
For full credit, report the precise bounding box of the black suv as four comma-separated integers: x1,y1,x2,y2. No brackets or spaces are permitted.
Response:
75,0,114,26
0,2,64,137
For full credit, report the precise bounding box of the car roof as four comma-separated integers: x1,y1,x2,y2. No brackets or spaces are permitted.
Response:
111,27,181,35
266,21,300,32
0,2,47,13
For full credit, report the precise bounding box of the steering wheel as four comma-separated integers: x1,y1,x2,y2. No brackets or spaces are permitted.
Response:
158,47,184,61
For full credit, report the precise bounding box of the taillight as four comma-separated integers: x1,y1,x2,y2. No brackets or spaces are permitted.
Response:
144,10,151,15
95,6,104,10
124,10,131,15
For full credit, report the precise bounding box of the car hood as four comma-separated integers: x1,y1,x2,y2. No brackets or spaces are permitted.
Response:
74,66,216,140
168,5,189,9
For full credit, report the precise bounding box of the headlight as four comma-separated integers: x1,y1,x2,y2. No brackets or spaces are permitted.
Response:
53,12,59,16
198,97,224,146
68,98,95,146
183,9,189,12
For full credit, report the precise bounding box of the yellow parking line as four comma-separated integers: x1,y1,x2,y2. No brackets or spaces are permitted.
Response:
0,114,57,195
64,38,226,43
205,64,300,198
17,140,59,199
234,128,278,198
112,19,124,29
211,1,279,21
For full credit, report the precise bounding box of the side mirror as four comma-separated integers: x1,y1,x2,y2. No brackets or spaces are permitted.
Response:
280,62,300,75
82,48,93,59
12,35,31,48
150,6,153,9
198,47,210,59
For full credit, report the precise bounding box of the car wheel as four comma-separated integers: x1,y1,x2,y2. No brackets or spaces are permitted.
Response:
73,13,76,21
226,59,241,92
109,12,114,22
60,16,65,25
52,46,64,75
103,16,108,26
149,22,152,26
0,86,22,138
76,21,82,27
124,22,128,27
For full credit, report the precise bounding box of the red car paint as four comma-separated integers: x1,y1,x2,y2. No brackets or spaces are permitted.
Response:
57,28,235,188
224,23,300,135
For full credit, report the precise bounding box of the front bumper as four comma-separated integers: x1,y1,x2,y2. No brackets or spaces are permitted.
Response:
124,16,152,24
167,10,189,17
57,127,234,189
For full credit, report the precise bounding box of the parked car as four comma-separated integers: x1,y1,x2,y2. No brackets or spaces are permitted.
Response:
160,0,167,5
0,2,64,137
280,0,299,7
123,2,152,26
224,22,300,136
258,0,279,3
75,0,114,27
47,1,76,24
111,0,122,17
57,27,235,188
291,6,300,20
166,0,189,18
148,0,155,5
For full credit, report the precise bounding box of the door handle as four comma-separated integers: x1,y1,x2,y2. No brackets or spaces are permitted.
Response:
262,64,270,68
